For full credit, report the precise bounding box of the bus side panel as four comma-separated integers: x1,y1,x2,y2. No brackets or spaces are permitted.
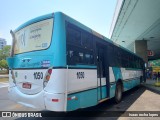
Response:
44,69,67,93
67,69,97,111
44,92,65,111
109,84,116,98
109,67,142,94
97,78,108,100
44,69,67,111
67,88,97,111
109,67,116,98
123,81,132,91
101,86,107,99
112,67,123,81
121,68,142,91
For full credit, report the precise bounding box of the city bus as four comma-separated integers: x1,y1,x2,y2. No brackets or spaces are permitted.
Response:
7,12,145,111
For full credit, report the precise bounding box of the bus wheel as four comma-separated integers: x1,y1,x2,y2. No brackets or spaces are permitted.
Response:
115,82,122,103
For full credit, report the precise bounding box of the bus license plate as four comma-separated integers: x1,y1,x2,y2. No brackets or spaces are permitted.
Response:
22,83,31,89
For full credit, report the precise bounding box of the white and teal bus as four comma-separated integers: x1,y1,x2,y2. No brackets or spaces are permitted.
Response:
7,12,145,111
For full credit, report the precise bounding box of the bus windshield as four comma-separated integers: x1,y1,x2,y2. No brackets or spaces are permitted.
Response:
13,18,53,54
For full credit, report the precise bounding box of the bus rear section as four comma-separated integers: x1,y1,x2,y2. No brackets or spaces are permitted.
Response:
8,68,67,111
7,13,67,111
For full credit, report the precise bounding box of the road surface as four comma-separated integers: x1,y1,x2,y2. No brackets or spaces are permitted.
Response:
0,75,9,78
0,82,160,120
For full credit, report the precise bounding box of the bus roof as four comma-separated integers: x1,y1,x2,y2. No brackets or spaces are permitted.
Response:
13,11,143,60
14,13,54,32
61,12,143,60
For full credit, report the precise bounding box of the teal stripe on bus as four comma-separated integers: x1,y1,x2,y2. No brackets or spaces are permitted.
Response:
112,67,123,81
123,79,140,91
68,65,97,69
67,88,97,111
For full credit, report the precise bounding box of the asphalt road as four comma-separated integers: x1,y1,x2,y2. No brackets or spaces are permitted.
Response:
0,82,160,120
0,82,8,88
0,75,9,78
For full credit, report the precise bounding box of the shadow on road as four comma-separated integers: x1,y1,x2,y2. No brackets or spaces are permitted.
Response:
15,86,147,120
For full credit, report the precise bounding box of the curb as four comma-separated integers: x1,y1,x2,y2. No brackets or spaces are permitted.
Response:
141,84,160,94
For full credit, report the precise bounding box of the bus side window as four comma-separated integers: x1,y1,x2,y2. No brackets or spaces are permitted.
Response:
85,53,94,64
85,54,90,64
67,23,81,45
82,32,93,49
67,49,83,65
72,51,81,64
108,45,114,66
67,47,94,65
79,52,84,63
67,50,74,65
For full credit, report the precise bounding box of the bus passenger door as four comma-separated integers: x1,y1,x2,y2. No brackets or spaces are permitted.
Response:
97,45,109,101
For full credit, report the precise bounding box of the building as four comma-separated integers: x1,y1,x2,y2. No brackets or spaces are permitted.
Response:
0,38,7,49
109,0,160,62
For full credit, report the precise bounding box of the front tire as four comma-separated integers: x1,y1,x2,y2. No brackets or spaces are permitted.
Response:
115,82,122,103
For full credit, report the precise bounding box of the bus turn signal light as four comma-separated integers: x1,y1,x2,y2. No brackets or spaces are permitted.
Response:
46,75,50,81
43,67,53,88
48,69,52,75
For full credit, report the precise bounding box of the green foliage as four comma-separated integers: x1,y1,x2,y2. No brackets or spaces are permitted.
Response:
0,45,11,61
0,45,11,70
0,59,8,69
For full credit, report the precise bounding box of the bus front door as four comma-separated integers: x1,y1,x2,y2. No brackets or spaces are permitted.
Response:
97,46,109,102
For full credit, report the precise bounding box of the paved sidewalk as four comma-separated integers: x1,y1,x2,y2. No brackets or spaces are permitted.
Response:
142,79,160,94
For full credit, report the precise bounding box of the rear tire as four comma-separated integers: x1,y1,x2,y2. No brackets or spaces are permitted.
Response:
115,82,122,103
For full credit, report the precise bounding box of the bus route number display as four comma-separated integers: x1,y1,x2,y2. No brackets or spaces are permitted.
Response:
77,72,85,79
33,72,43,80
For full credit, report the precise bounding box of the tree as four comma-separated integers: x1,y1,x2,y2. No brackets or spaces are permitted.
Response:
0,45,11,72
0,59,8,70
0,45,11,61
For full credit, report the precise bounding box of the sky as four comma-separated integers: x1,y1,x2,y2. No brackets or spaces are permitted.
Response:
0,0,117,45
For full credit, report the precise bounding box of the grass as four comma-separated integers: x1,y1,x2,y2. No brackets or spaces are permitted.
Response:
0,77,9,82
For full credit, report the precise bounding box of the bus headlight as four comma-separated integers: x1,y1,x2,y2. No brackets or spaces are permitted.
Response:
43,67,53,88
